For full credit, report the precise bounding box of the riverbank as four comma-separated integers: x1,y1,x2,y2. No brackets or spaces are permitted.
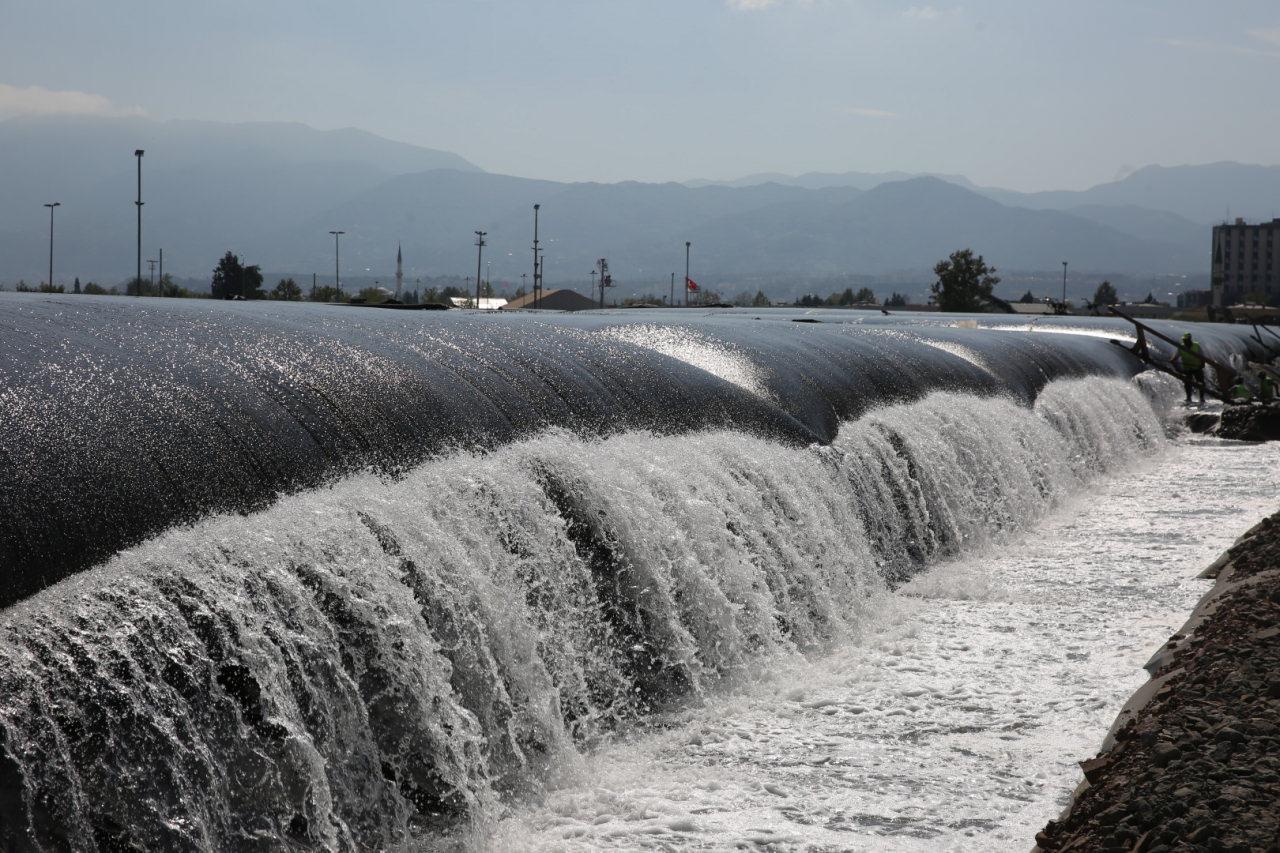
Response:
1034,509,1280,852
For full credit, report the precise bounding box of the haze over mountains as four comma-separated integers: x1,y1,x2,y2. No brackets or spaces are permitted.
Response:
3,115,1278,299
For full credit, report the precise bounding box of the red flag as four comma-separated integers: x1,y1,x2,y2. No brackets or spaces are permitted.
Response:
685,277,699,292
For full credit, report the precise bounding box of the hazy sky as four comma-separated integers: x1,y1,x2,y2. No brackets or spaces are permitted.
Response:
3,0,1278,190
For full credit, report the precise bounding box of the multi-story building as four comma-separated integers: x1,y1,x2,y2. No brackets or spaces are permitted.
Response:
1211,217,1280,307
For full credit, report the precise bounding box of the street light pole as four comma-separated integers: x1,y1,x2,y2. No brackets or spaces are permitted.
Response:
1062,260,1068,306
684,241,691,307
147,258,157,294
590,269,597,301
43,202,61,289
158,248,163,296
529,202,540,308
670,272,675,306
474,230,487,308
134,150,144,296
329,230,345,299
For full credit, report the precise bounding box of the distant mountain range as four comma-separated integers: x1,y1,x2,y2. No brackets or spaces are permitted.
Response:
1,115,1277,300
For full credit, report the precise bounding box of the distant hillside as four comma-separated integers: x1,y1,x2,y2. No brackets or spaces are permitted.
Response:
0,115,478,281
978,163,1280,225
0,119,1229,292
272,174,1203,300
686,170,977,191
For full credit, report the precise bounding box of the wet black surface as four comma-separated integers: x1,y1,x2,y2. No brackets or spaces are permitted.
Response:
0,294,1260,606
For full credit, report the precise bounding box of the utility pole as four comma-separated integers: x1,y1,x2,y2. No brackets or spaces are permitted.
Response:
147,258,157,294
474,230,487,308
43,202,61,289
670,272,675,306
531,203,541,309
684,241,691,307
329,230,345,299
590,268,597,301
134,150,144,296
597,258,611,309
1062,261,1068,307
158,248,163,296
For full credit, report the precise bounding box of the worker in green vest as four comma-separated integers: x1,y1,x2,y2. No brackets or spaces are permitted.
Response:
1171,332,1205,406
1227,376,1253,405
1258,371,1276,404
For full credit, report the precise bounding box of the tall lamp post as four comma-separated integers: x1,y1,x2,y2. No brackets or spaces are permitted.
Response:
329,230,345,298
43,202,61,289
531,204,541,309
684,241,691,307
134,149,144,295
474,230,487,308
1062,260,1068,306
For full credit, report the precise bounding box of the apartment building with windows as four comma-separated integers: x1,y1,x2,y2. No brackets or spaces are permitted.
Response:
1211,217,1280,307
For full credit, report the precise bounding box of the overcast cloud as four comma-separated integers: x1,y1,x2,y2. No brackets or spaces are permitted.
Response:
1,0,1277,191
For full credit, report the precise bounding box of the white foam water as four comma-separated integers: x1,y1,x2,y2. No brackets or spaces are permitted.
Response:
485,429,1280,851
0,375,1196,851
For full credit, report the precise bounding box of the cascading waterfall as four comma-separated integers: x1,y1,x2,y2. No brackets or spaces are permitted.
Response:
0,376,1171,851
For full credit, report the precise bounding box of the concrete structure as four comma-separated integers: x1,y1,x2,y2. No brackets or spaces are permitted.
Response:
1212,218,1280,308
448,296,508,310
1008,302,1055,315
502,289,597,311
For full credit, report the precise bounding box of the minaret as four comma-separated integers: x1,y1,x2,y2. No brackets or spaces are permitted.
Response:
395,243,404,301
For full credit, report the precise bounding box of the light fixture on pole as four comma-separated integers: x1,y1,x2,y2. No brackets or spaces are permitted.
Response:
134,150,144,295
474,230,488,308
532,204,541,310
329,230,345,299
43,202,61,290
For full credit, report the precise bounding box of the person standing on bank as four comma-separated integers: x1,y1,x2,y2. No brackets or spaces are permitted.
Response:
1171,332,1206,406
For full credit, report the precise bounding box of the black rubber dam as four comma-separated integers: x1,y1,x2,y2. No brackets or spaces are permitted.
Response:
0,293,1267,851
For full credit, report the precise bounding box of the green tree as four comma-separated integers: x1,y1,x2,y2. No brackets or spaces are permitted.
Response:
356,286,389,304
1019,290,1035,303
73,277,82,294
931,249,1000,312
1092,281,1117,307
270,277,303,300
83,282,108,295
752,290,770,307
853,287,876,304
884,292,908,307
211,252,264,299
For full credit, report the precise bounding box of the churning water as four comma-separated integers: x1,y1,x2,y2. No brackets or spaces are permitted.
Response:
0,374,1212,851
488,433,1280,852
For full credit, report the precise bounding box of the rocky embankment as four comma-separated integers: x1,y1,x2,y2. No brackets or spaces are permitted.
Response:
1034,511,1280,853
1216,404,1280,442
